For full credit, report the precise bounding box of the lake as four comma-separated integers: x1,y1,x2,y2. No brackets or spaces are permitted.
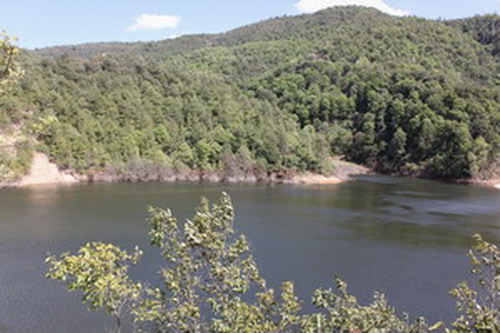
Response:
0,175,498,333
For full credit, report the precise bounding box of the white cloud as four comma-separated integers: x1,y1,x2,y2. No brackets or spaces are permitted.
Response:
295,0,410,16
127,14,181,32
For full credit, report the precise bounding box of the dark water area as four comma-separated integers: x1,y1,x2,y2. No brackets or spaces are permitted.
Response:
0,175,498,332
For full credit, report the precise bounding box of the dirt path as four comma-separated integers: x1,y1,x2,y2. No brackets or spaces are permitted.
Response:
18,152,79,186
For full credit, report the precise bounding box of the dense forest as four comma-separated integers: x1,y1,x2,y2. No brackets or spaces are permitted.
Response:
1,7,499,182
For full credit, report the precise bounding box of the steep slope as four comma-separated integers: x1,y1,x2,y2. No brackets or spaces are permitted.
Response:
18,152,78,186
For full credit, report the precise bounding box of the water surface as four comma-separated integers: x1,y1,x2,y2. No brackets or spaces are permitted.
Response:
0,175,498,332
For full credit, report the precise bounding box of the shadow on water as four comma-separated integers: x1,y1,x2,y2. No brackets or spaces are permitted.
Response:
274,175,499,250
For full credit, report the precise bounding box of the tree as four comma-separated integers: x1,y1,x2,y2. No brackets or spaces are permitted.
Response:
350,112,378,166
385,127,408,171
302,276,443,333
0,31,28,182
43,193,500,333
450,234,499,333
132,193,300,332
0,31,22,92
46,242,143,333
427,122,474,179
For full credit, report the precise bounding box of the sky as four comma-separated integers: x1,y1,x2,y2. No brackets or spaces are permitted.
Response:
1,0,499,49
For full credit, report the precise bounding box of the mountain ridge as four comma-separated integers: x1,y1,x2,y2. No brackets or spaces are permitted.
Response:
33,7,499,59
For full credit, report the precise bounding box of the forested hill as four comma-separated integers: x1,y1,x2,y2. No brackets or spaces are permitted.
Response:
1,7,499,182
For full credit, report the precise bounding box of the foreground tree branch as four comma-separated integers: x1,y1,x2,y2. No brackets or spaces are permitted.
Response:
46,193,499,333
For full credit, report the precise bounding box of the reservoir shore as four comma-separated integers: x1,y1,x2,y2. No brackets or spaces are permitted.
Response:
2,152,498,189
1,152,369,188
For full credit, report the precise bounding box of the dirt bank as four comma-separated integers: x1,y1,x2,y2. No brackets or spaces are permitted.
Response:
292,173,344,185
295,161,370,185
466,178,500,190
16,152,79,187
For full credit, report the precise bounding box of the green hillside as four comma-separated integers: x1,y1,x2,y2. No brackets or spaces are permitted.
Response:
1,7,499,182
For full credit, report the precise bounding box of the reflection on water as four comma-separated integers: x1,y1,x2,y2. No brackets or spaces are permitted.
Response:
0,176,498,332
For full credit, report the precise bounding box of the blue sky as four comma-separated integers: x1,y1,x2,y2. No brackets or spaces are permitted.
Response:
1,0,499,49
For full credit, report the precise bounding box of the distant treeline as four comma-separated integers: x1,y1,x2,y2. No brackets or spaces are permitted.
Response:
1,7,499,180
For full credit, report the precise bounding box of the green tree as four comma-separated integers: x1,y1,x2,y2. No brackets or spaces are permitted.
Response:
45,193,500,333
301,276,442,333
386,127,408,171
0,31,22,92
0,31,28,183
46,242,143,333
350,112,378,166
427,122,474,179
133,193,301,332
450,234,499,333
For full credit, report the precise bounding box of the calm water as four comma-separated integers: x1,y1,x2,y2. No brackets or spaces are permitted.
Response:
0,175,499,333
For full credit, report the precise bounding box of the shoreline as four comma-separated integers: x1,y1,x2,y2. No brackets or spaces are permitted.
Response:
467,178,500,190
3,171,500,190
0,152,371,188
3,167,499,190
0,170,359,188
2,151,498,190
